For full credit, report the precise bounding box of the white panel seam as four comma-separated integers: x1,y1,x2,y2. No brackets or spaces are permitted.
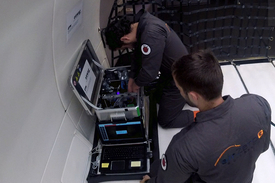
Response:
51,0,67,111
40,114,67,183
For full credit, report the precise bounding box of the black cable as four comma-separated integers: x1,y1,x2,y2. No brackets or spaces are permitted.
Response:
269,122,275,157
270,140,275,157
100,28,106,48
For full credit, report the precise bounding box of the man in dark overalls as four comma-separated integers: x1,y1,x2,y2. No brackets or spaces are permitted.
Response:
140,50,271,183
104,9,195,128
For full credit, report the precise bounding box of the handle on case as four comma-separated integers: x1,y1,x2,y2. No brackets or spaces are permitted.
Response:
81,96,102,110
91,58,104,70
110,113,126,121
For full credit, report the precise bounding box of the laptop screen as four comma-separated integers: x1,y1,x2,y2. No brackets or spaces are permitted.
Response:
98,121,144,143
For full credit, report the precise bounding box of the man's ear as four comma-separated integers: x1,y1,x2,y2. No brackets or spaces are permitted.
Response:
188,91,199,104
120,35,130,43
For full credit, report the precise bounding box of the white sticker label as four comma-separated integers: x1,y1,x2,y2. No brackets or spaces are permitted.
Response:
67,0,83,41
79,60,95,100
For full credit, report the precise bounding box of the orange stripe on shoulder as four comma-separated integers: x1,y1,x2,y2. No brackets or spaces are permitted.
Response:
165,23,171,32
214,144,241,166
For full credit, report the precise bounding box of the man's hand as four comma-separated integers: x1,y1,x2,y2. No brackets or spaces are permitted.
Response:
128,78,134,92
140,175,150,183
128,78,140,93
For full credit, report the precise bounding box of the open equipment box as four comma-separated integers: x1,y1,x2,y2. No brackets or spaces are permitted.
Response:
69,39,152,178
69,39,143,122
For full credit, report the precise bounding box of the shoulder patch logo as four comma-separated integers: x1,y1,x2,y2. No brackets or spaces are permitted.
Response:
258,129,263,138
161,154,167,171
141,44,151,55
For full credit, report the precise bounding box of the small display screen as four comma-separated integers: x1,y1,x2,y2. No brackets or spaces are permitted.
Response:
98,121,144,142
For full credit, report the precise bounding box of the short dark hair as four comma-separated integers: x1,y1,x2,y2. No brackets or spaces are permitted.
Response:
104,18,131,50
172,49,223,101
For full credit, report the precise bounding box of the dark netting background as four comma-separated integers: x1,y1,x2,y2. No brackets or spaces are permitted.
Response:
103,0,275,66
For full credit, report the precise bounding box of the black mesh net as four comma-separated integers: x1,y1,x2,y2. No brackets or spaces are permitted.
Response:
103,0,275,66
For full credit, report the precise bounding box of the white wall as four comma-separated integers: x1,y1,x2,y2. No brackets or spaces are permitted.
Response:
0,0,111,182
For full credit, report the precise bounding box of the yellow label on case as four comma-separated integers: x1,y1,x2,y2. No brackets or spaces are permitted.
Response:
101,163,109,168
131,161,141,167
